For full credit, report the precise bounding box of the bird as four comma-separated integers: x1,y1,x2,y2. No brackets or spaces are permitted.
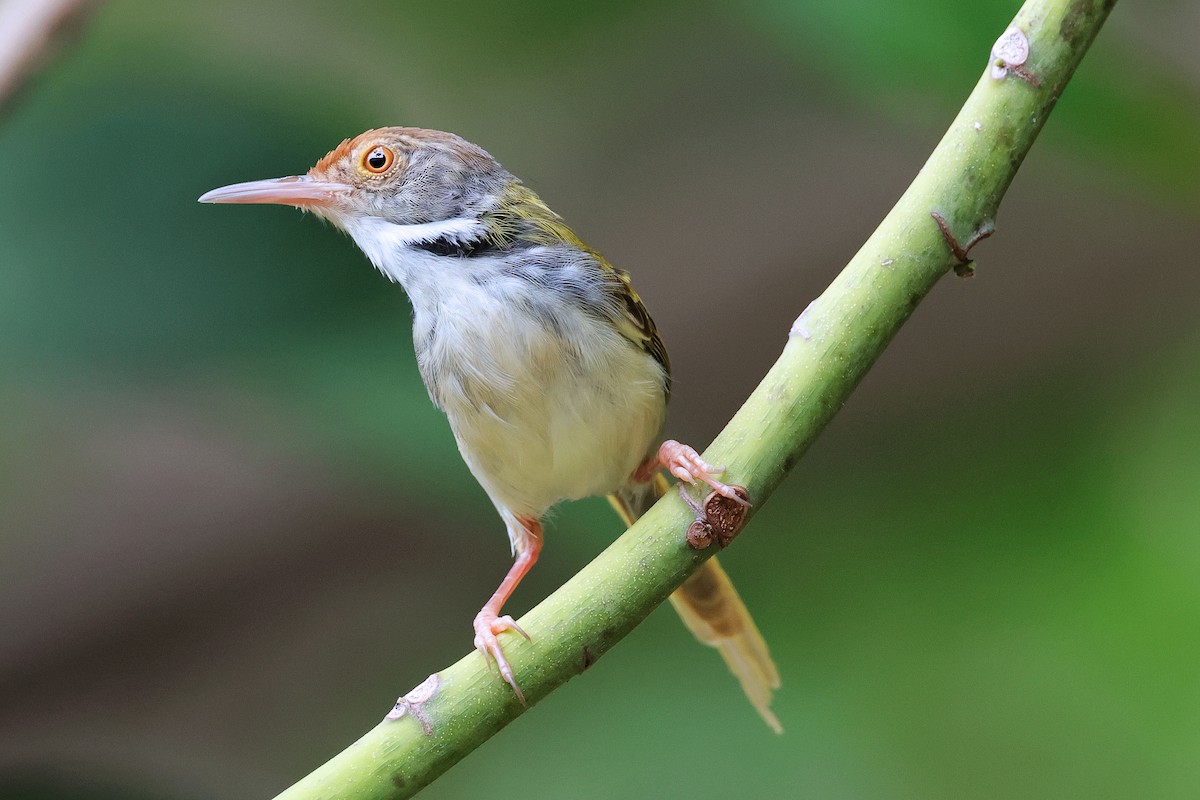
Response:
199,127,781,731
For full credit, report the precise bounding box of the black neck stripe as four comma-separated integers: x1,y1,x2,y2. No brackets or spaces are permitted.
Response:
411,234,498,258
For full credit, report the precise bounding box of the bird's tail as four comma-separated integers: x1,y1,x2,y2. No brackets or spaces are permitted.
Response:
609,473,782,733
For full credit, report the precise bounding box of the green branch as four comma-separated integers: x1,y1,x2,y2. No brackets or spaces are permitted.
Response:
273,0,1115,796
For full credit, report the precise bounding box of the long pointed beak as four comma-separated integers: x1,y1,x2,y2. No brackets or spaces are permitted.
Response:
198,175,352,207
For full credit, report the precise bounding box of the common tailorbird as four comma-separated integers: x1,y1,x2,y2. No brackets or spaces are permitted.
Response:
200,128,780,730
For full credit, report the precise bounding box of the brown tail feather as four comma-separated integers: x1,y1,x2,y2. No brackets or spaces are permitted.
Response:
609,474,782,732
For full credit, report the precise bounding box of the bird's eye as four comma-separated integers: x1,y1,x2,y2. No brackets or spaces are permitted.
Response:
363,145,394,174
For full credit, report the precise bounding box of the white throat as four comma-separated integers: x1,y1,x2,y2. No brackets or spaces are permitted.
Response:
340,215,485,286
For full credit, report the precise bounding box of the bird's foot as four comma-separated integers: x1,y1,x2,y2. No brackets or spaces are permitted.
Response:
656,440,750,507
473,609,530,704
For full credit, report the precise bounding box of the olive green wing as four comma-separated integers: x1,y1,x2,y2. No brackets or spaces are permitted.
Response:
488,183,671,393
607,263,671,396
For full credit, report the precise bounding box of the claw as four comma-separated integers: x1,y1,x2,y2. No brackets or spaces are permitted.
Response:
659,440,750,507
474,610,528,704
507,617,531,641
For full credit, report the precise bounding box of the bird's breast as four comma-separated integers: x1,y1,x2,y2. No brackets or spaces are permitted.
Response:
409,264,666,516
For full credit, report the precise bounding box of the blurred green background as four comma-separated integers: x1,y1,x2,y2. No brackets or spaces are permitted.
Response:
2,0,1198,798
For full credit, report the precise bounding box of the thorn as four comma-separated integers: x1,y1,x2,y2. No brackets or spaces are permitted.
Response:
930,211,995,277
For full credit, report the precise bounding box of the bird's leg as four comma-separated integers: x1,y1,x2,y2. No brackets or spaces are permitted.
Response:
638,440,750,507
473,515,541,704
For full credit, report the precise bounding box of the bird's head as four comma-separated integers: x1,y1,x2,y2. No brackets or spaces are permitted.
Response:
200,128,525,255
201,127,596,289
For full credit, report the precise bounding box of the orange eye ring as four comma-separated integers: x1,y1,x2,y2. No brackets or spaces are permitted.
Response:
362,145,395,174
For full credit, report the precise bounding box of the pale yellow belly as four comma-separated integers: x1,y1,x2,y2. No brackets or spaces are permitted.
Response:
427,308,666,517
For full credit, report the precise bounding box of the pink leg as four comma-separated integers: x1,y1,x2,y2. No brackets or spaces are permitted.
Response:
473,516,541,704
647,440,750,506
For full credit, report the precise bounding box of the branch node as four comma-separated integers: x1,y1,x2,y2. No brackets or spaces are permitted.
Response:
990,25,1042,86
685,519,715,549
790,300,817,340
706,486,751,546
386,673,440,735
930,211,996,277
684,486,751,549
